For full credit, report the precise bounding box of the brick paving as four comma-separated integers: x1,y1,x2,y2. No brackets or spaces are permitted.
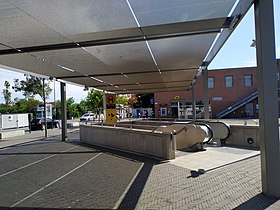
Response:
0,129,279,209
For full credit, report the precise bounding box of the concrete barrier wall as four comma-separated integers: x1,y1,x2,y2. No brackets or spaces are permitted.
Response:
226,125,259,148
80,125,175,160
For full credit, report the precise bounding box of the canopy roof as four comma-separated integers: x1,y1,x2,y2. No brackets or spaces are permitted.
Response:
0,0,252,93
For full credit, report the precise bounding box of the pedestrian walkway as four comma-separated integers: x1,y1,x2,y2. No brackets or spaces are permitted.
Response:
0,128,78,149
0,129,279,209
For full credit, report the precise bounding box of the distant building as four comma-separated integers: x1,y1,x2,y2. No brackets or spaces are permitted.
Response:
154,59,280,119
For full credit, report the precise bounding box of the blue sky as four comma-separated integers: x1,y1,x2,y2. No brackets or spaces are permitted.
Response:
209,0,280,69
0,0,279,103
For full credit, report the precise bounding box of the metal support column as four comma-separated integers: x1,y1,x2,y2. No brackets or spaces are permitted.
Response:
60,82,67,142
191,85,196,120
42,78,47,137
254,0,280,197
203,68,210,119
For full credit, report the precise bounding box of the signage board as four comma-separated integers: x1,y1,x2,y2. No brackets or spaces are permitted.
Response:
106,109,117,124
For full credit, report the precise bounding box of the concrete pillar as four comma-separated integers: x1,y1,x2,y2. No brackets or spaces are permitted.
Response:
60,82,67,141
191,85,196,120
254,0,280,197
203,68,210,119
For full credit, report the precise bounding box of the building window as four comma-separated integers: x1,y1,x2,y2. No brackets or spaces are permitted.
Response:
208,77,215,88
244,74,253,86
160,108,167,116
225,75,233,88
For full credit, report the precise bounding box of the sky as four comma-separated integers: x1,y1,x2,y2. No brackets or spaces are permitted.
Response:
0,0,279,104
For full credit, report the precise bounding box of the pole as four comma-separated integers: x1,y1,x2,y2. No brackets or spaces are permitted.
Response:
191,85,196,120
60,82,67,141
54,80,56,119
203,68,210,119
42,78,47,137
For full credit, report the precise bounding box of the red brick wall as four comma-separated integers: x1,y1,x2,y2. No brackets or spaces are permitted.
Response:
155,62,280,118
155,68,257,117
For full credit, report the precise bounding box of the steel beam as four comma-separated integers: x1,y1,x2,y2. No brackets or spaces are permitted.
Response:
254,0,280,197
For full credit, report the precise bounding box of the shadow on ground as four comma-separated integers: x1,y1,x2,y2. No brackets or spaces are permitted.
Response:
233,193,279,210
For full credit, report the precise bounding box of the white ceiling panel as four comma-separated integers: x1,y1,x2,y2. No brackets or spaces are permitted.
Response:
0,0,241,94
126,70,197,84
0,1,71,48
0,44,10,50
0,54,83,78
32,48,113,76
65,77,105,88
84,42,158,73
149,34,218,70
129,0,236,26
32,41,159,76
8,0,138,39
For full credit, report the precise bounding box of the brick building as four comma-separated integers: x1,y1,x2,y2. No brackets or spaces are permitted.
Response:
154,59,280,119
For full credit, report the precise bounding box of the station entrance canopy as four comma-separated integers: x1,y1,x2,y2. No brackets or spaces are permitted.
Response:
0,0,252,94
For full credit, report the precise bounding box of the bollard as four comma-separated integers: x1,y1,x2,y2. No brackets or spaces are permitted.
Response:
172,130,177,151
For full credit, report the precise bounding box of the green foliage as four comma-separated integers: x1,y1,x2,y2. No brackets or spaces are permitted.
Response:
0,98,41,115
3,81,12,105
13,75,52,100
54,98,86,119
85,90,104,114
116,95,128,106
66,97,76,119
0,104,13,114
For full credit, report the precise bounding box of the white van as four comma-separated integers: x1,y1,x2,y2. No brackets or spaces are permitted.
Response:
80,113,95,121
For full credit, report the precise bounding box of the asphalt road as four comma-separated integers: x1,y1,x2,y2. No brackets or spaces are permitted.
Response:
0,131,147,209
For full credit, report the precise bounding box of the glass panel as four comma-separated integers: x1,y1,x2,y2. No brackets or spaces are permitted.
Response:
225,75,233,88
208,77,215,88
244,74,253,86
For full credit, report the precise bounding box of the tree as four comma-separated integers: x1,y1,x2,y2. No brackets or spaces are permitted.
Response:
2,81,12,105
85,90,104,114
116,94,128,107
13,74,52,100
66,97,75,119
13,98,41,116
128,95,138,108
55,98,86,119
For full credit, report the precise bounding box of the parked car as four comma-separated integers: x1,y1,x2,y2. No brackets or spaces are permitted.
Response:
80,113,95,122
30,118,60,130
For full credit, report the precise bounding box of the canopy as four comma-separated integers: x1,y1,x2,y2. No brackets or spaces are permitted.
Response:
0,0,247,93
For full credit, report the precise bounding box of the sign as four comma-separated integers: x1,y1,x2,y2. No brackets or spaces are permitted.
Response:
106,109,117,124
212,97,223,101
106,94,116,109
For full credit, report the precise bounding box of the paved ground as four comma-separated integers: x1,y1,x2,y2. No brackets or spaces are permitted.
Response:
0,129,279,209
